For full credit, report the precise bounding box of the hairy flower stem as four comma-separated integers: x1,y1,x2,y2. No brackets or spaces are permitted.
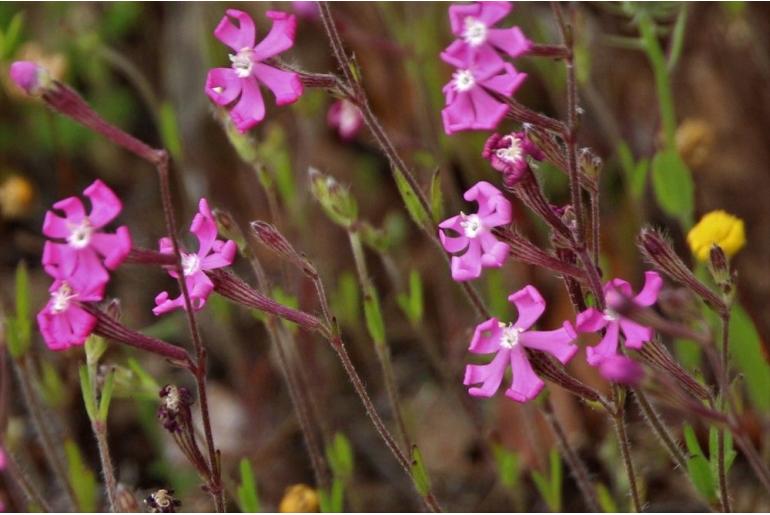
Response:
541,399,600,512
92,421,119,512
2,444,53,512
632,389,687,470
716,313,732,512
13,355,77,511
612,386,642,512
330,335,442,512
348,228,411,452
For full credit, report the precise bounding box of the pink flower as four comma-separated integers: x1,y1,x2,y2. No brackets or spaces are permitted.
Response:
440,45,526,135
482,131,543,186
327,99,363,140
598,355,644,386
464,285,578,403
576,271,663,366
36,263,104,351
205,9,303,133
153,199,237,315
0,446,5,470
445,2,531,69
42,180,132,287
9,60,51,96
439,181,512,281
292,1,319,20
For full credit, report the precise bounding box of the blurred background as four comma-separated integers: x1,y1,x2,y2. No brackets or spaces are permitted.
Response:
1,2,769,512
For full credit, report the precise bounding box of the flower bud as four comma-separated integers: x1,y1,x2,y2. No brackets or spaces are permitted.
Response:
0,174,36,219
309,167,358,228
578,147,602,179
9,61,52,96
279,484,319,513
482,131,542,187
598,355,644,386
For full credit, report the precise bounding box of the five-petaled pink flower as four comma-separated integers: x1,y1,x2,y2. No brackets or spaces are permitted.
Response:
42,180,132,287
482,131,543,186
440,46,526,135
153,198,237,315
576,271,662,366
327,99,364,140
444,2,531,70
464,285,578,403
439,181,512,281
205,9,304,133
37,260,105,351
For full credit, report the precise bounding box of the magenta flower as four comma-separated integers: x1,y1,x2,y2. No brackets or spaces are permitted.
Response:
42,180,132,286
464,285,578,403
327,99,364,140
9,60,51,95
598,355,644,386
576,271,663,366
482,131,543,186
439,181,512,281
153,199,237,315
205,9,303,133
0,446,5,470
36,263,105,351
445,2,532,69
440,45,526,135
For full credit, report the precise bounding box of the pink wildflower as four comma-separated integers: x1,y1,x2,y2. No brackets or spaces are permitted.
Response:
0,446,5,470
153,199,237,315
292,1,319,20
464,285,578,403
438,181,512,281
482,131,543,186
42,180,132,286
9,60,51,96
36,264,104,351
598,355,644,386
445,2,532,69
327,99,364,140
205,9,303,132
440,45,526,134
576,271,663,366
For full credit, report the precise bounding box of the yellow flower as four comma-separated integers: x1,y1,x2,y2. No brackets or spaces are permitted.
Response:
0,174,36,219
279,484,319,513
687,210,746,262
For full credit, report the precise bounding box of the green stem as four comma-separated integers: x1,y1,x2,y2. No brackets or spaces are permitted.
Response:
638,12,677,149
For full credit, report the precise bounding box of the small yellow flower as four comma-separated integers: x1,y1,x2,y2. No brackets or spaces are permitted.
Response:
0,174,36,219
279,484,319,513
687,210,746,262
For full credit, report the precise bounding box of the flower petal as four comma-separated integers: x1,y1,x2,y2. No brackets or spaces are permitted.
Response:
450,241,483,281
229,77,265,132
252,63,303,106
620,318,653,349
467,87,508,131
468,317,503,354
42,210,70,239
464,348,510,398
201,240,237,270
84,179,122,228
634,271,663,307
214,9,256,52
487,27,532,57
441,91,474,135
190,198,218,257
575,308,608,333
476,1,512,27
586,321,620,366
90,227,132,270
506,345,544,403
205,67,243,106
52,196,86,223
478,234,509,268
520,322,578,364
508,285,545,331
251,11,298,61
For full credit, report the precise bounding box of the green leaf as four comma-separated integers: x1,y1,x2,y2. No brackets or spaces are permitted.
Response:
271,287,299,332
393,167,431,230
492,445,521,491
319,479,345,513
159,102,183,162
683,424,717,502
126,358,160,393
236,458,261,513
532,449,562,512
363,288,386,346
39,360,66,407
65,439,97,512
330,272,360,327
98,369,116,422
428,168,444,223
410,446,431,497
326,433,354,481
79,365,98,422
0,11,24,60
651,149,694,226
396,270,424,327
85,335,108,366
7,261,31,358
729,303,770,411
596,483,618,513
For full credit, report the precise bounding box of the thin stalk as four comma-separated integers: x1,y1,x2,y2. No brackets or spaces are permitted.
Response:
716,313,732,512
13,355,77,511
2,445,53,512
92,421,119,512
589,190,600,265
632,388,687,470
348,228,410,452
542,399,600,512
612,386,642,512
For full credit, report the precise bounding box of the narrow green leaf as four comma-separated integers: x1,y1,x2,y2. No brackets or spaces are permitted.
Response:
492,444,521,491
729,303,770,410
326,433,354,481
8,261,31,358
429,168,444,223
236,458,261,513
683,424,705,458
98,369,116,422
410,446,431,497
397,270,424,327
531,470,552,511
1,11,24,60
595,483,618,513
687,454,717,503
65,439,97,512
79,365,98,422
363,289,386,346
85,335,108,366
393,167,431,230
651,149,694,226
550,448,563,512
331,272,360,327
159,102,183,162
126,358,160,392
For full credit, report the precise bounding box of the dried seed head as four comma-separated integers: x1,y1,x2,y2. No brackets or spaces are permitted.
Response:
157,385,193,433
145,489,181,513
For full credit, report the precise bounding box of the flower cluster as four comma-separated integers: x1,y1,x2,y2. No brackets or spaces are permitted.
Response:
37,180,132,350
440,2,530,134
153,199,237,315
206,9,304,132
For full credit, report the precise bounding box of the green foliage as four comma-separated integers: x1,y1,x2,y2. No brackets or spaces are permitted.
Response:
410,446,432,497
428,168,444,223
85,335,108,366
236,458,261,513
310,169,358,228
159,102,183,162
393,167,431,231
485,269,511,320
651,149,694,227
330,272,361,328
729,304,770,411
396,270,424,327
319,480,344,513
0,10,23,59
326,433,354,482
79,365,98,421
363,289,386,346
39,360,66,407
65,439,97,512
7,261,31,358
595,482,618,513
617,142,648,201
531,448,563,512
683,424,716,503
492,444,521,492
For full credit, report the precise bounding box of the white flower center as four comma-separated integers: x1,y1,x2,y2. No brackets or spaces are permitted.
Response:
603,308,620,322
230,48,255,78
496,136,524,164
463,17,488,46
453,69,476,92
51,283,77,313
66,219,93,249
460,213,484,238
181,253,201,276
499,323,523,349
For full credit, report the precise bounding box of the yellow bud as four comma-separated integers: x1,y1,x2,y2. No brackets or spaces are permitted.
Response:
676,118,714,169
0,175,36,219
279,484,319,513
687,210,745,262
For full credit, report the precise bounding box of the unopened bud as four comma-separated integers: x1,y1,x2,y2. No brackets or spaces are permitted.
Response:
309,167,358,228
578,147,602,179
279,484,319,513
9,61,52,96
